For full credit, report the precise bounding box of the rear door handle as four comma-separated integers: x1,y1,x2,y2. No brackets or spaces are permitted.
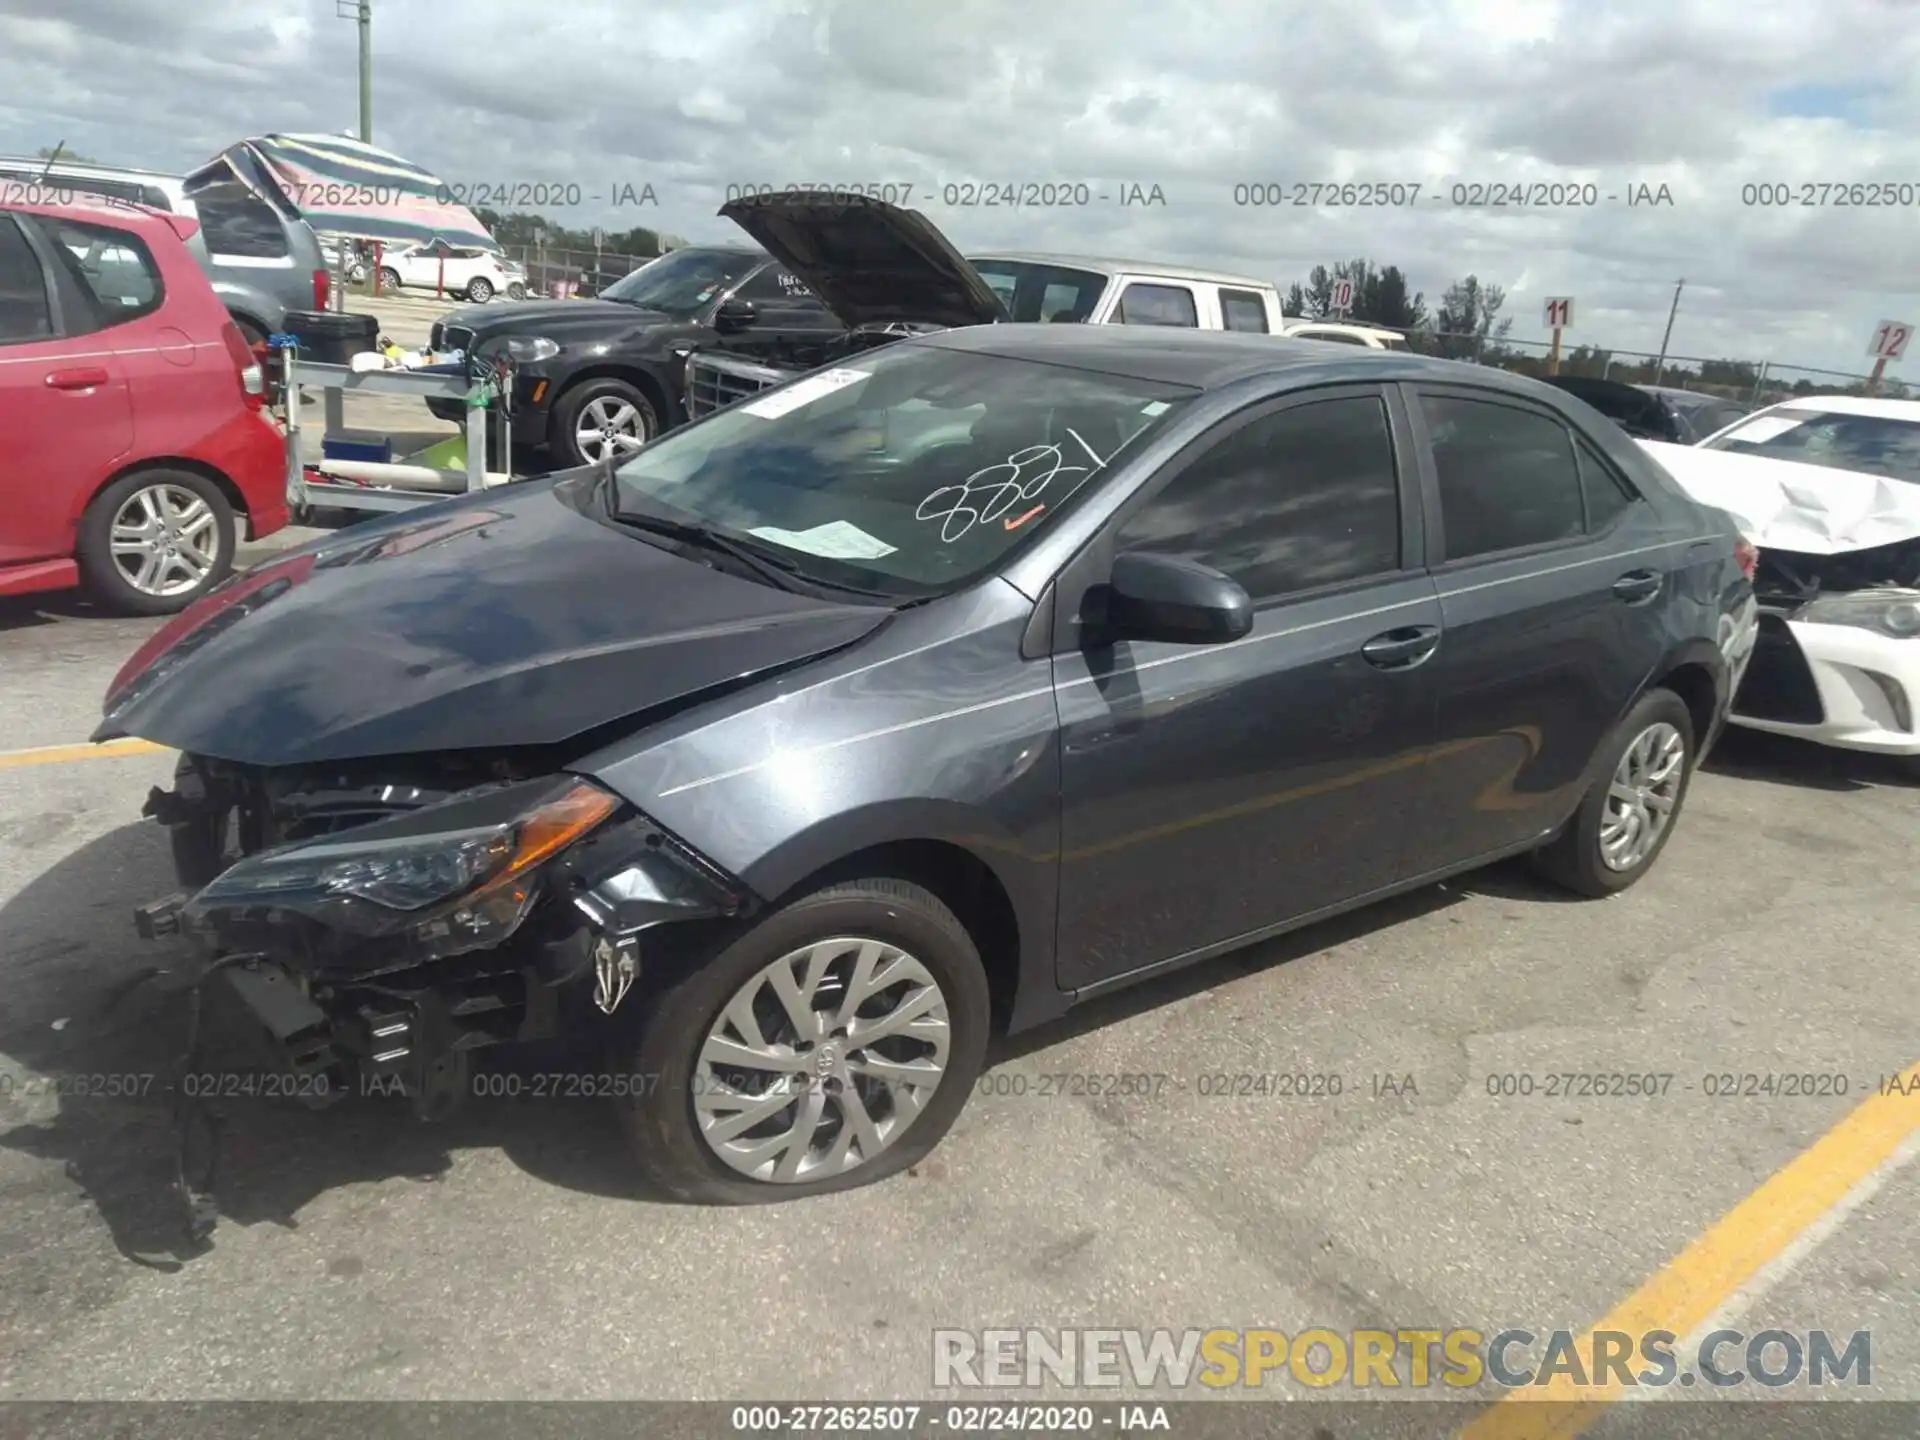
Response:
1612,569,1663,604
45,367,110,391
1360,624,1440,670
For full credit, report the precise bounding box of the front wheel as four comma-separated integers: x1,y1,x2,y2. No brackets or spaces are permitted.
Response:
550,377,657,466
378,267,402,292
1530,688,1696,896
76,469,236,615
616,879,991,1203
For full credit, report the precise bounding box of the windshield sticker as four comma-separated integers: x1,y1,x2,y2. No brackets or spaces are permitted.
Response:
1141,400,1170,416
915,434,1108,543
741,368,871,420
1726,414,1810,444
746,520,898,560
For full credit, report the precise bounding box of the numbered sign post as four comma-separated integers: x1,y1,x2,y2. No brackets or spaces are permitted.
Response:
1867,319,1912,395
1331,278,1354,317
1543,297,1574,376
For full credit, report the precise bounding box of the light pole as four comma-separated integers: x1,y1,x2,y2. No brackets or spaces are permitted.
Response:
1652,277,1684,386
335,0,372,143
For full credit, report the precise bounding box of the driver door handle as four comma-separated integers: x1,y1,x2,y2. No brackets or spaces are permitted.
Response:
1360,624,1440,670
1612,569,1663,604
45,366,110,390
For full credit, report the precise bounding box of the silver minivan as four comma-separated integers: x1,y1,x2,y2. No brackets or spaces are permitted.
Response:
0,152,331,345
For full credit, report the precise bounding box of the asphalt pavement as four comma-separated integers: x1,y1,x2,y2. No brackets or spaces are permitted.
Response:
0,529,1916,1429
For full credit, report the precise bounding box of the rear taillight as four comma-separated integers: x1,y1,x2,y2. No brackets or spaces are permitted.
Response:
1734,537,1759,581
219,321,267,411
313,268,330,310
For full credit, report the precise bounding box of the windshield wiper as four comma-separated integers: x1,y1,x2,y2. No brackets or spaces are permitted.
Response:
611,507,902,600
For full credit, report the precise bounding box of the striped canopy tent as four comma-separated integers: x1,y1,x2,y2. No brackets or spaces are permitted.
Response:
208,133,499,252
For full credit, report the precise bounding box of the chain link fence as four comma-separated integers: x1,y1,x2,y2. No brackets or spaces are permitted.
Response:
1400,331,1907,403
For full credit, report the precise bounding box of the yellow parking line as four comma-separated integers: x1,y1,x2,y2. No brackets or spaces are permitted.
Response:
0,738,172,769
1458,1059,1920,1440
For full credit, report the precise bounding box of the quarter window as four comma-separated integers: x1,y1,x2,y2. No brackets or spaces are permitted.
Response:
1115,395,1403,601
1575,438,1638,532
1420,395,1584,560
1114,283,1199,328
1219,288,1269,333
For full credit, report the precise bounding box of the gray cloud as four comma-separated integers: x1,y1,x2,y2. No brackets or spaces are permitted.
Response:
2,0,1917,373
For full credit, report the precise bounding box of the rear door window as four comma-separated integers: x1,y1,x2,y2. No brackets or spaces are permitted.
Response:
1219,287,1269,333
29,215,164,328
1419,393,1586,560
187,178,291,260
0,214,54,342
1114,283,1199,327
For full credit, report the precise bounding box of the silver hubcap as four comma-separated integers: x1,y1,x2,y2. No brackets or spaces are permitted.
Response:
109,484,220,597
695,937,951,1183
471,280,491,300
575,396,648,462
1599,721,1686,871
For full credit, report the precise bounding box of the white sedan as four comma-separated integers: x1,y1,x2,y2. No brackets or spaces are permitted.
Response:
377,242,525,303
1643,396,1920,771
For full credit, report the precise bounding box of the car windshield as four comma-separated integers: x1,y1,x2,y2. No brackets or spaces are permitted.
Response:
967,259,1109,323
1703,408,1920,484
597,248,761,316
611,342,1195,597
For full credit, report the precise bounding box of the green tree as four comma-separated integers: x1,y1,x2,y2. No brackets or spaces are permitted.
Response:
1432,275,1511,359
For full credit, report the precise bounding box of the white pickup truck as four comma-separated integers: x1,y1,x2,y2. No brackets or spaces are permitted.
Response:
683,195,1407,421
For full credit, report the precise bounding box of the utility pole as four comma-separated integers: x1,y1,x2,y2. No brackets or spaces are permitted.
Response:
1652,278,1684,387
336,0,372,142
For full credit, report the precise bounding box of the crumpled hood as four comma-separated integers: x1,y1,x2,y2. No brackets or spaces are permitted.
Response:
94,481,890,767
1639,440,1920,554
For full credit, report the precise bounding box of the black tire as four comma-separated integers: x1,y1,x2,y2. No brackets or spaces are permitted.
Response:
378,267,402,292
466,276,494,303
76,469,236,616
616,878,992,1204
1529,687,1697,897
548,376,658,467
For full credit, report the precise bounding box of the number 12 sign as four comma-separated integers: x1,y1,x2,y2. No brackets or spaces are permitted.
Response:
1543,297,1574,329
1869,320,1912,360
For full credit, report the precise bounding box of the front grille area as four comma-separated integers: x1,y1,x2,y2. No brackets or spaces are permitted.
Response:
685,353,793,419
1732,612,1825,725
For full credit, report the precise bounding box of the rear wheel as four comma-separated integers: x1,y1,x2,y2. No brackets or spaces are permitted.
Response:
616,878,991,1203
76,469,235,615
466,276,494,303
1530,688,1696,896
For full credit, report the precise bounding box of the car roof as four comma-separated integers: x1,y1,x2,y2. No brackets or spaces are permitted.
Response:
0,193,182,234
1751,394,1920,420
967,251,1277,290
0,156,185,189
915,322,1552,392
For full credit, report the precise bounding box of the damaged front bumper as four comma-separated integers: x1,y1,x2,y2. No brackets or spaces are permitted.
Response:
133,769,754,1239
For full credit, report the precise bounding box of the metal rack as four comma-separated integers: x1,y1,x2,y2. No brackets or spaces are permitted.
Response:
277,344,511,517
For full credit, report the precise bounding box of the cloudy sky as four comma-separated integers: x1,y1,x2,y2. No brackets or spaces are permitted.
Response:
3,0,1917,377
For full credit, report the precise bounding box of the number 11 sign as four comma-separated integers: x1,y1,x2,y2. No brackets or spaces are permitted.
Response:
1543,297,1574,329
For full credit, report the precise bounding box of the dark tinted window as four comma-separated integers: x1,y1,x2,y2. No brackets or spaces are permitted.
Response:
1115,395,1403,601
969,259,1105,322
30,215,162,326
0,215,53,342
732,264,828,310
1421,395,1584,560
1575,438,1637,531
1220,288,1268,333
188,179,291,259
1115,283,1198,327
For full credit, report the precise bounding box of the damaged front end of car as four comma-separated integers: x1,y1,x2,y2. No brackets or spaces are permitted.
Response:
135,752,755,1240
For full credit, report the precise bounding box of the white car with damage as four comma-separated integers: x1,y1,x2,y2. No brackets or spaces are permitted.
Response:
1641,396,1920,771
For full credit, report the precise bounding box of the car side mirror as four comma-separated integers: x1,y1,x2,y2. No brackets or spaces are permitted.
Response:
1097,552,1254,646
714,296,757,332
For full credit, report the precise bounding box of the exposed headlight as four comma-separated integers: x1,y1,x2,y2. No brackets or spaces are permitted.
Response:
186,777,620,955
1797,589,1920,639
504,335,559,362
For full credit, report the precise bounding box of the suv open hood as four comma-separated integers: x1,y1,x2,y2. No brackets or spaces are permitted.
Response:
1640,439,1920,554
718,194,1008,331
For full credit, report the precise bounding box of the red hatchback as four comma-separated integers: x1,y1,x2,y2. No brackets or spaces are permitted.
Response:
0,195,288,613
